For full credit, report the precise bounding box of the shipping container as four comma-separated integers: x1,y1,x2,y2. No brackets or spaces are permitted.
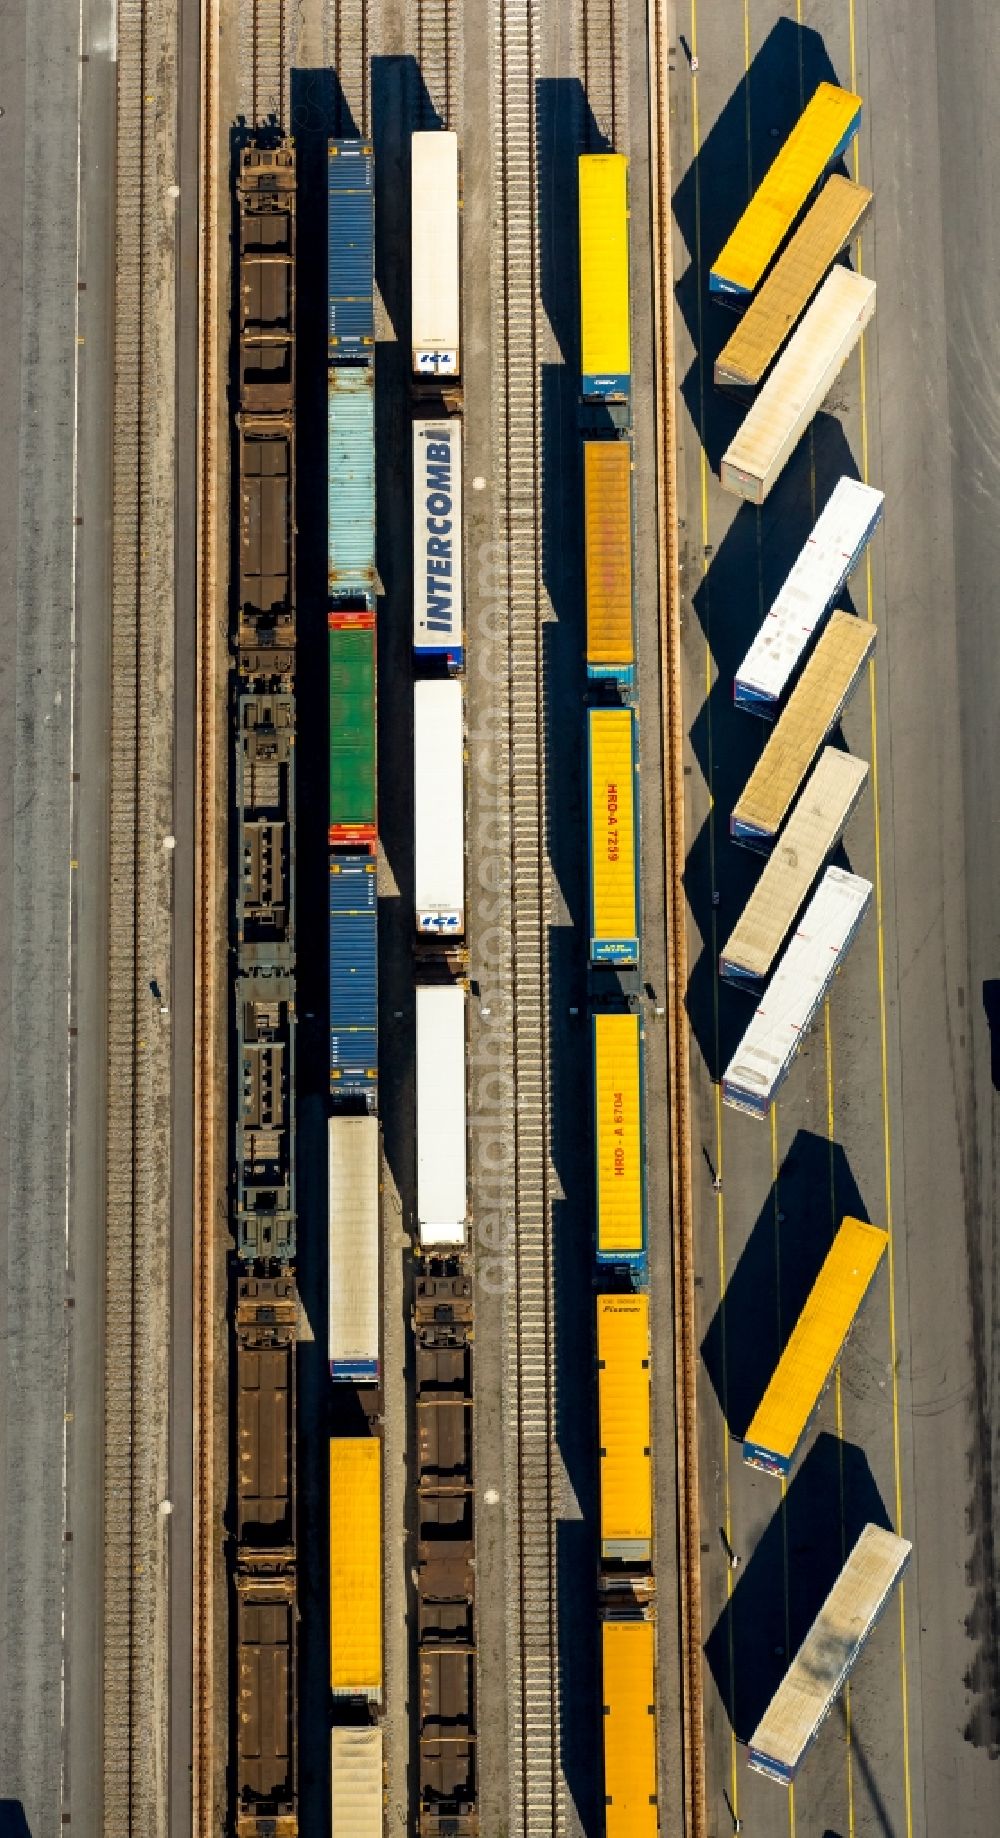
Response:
588,708,639,965
328,614,377,846
744,1215,888,1476
711,83,863,300
722,748,868,988
413,419,464,666
412,131,461,377
579,153,631,400
601,1617,658,1838
331,1727,383,1837
236,1277,297,1550
235,1569,297,1834
593,1012,644,1262
330,1437,383,1699
414,680,465,938
416,983,468,1246
749,1525,911,1783
328,1116,380,1381
735,478,883,715
235,975,296,1263
329,857,378,1102
722,866,872,1118
597,1294,652,1563
328,367,376,607
731,611,875,850
327,138,375,358
715,176,872,391
720,268,876,502
584,440,634,683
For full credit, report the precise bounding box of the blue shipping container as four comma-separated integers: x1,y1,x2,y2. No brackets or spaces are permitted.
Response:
329,856,378,1100
328,367,376,608
328,139,375,355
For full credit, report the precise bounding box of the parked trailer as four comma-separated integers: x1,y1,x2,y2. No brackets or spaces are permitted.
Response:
237,693,295,967
720,268,876,504
416,984,468,1246
328,366,376,608
238,146,296,416
236,1277,297,1550
744,1215,888,1476
235,974,296,1263
235,1567,297,1837
327,138,374,359
722,748,868,988
593,1012,645,1263
329,613,377,847
710,82,863,301
328,857,378,1102
597,1294,652,1564
579,153,631,400
413,419,464,668
749,1524,912,1783
414,680,466,940
584,440,634,684
601,1616,658,1838
412,131,460,378
587,708,639,965
330,1437,383,1700
328,1116,380,1381
722,866,872,1118
731,610,876,851
331,1727,383,1838
715,176,872,391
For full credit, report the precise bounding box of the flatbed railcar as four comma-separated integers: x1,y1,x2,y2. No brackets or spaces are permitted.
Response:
236,1277,297,1551
234,1565,298,1838
236,692,295,968
327,137,375,361
578,153,631,402
235,974,296,1262
238,143,296,417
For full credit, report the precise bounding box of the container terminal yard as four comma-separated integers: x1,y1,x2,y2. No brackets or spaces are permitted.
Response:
1,2,999,1838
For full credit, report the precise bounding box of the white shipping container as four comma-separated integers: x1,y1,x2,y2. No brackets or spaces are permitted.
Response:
720,269,876,504
735,478,884,713
723,866,872,1117
416,983,468,1244
413,419,464,664
411,131,460,377
415,680,465,937
331,1726,383,1836
328,1117,381,1380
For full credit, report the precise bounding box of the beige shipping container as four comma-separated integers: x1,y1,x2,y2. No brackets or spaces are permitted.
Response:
720,268,876,503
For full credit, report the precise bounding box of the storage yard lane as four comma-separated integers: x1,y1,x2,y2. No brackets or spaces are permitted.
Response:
673,0,999,1832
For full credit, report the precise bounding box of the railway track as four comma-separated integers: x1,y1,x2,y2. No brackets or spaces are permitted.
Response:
330,0,370,137
415,0,458,130
580,0,623,151
242,0,289,129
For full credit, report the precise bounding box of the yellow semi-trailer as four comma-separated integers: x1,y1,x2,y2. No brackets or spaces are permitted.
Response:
593,1013,645,1263
584,439,634,685
715,175,872,392
601,1617,659,1837
330,1437,382,1701
597,1295,652,1561
720,267,876,504
578,153,631,400
710,82,863,301
587,708,639,964
744,1216,889,1476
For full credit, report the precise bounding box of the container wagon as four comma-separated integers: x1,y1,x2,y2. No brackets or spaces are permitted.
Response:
720,268,876,503
597,1294,652,1564
238,146,296,417
328,367,376,609
331,1727,383,1837
329,613,377,847
235,975,296,1263
328,1115,380,1382
236,693,295,967
234,1566,297,1837
735,477,883,715
593,1012,645,1263
416,983,468,1246
413,419,464,668
327,138,375,360
330,1437,383,1701
328,857,378,1103
710,82,863,301
584,440,634,685
412,131,461,380
715,175,872,391
748,1524,911,1783
414,680,465,941
578,153,631,401
721,748,868,989
587,708,639,966
601,1614,658,1838
238,423,296,674
236,1276,297,1552
744,1215,888,1476
731,610,876,851
722,866,872,1118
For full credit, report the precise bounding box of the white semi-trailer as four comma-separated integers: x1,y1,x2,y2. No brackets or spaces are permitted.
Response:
416,983,468,1245
413,418,463,668
414,680,465,940
411,131,460,378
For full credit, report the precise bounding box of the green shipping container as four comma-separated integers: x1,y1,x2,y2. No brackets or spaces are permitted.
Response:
329,618,377,845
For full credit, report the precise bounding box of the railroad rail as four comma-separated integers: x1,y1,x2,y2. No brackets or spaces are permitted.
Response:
415,0,458,130
331,0,371,137
491,2,564,1833
580,0,623,151
242,0,289,129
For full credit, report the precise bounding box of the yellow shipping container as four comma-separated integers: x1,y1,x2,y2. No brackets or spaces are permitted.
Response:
584,441,634,679
745,1216,888,1475
330,1438,382,1696
588,708,638,963
597,1295,651,1559
593,1013,644,1259
711,83,863,299
602,1619,658,1838
579,154,631,398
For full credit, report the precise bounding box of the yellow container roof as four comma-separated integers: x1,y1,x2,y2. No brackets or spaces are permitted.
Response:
593,1014,643,1254
597,1295,651,1545
579,154,631,379
330,1438,382,1693
584,442,633,666
589,709,637,945
602,1619,658,1836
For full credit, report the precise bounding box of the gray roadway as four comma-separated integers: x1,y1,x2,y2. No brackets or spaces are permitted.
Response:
671,0,999,1832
